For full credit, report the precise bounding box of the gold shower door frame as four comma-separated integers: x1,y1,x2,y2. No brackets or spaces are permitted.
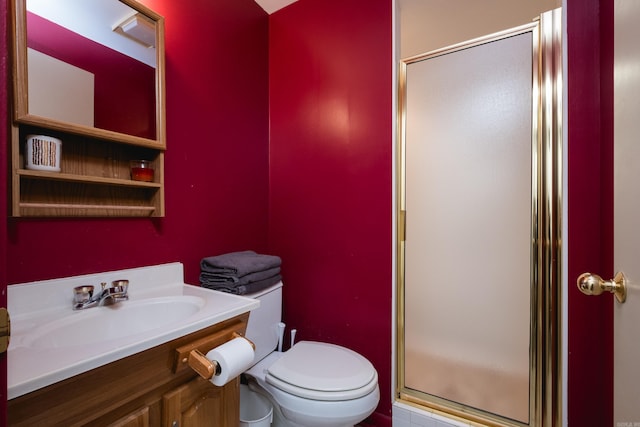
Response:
396,9,562,427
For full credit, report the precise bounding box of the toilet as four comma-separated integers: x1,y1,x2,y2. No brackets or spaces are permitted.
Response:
243,282,380,427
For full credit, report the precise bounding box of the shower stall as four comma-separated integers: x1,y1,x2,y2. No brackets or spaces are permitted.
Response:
396,9,562,427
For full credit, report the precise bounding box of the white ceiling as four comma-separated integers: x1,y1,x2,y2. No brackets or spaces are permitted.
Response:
27,0,156,67
254,0,298,14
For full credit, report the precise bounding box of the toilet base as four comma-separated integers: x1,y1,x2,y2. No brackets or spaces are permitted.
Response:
246,375,378,427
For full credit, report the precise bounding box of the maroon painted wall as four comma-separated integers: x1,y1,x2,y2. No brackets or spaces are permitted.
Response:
268,0,393,423
27,12,156,139
6,0,270,288
567,0,613,425
267,0,614,425
1,0,9,423
1,0,615,426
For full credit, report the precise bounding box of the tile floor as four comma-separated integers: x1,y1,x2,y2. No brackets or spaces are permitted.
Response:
393,402,473,427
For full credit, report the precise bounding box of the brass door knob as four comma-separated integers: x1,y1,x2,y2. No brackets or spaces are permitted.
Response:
577,272,627,303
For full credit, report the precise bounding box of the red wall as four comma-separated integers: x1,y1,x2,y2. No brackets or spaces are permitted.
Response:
1,0,9,423
1,0,614,426
268,0,393,423
267,0,614,425
5,0,270,288
567,0,614,425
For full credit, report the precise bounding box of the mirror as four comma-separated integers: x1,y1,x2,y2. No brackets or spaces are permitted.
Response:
12,0,165,148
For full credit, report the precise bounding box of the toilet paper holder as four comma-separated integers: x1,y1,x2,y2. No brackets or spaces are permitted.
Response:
188,332,255,381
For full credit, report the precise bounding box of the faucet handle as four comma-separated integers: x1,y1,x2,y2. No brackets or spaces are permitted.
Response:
111,280,129,294
73,285,94,304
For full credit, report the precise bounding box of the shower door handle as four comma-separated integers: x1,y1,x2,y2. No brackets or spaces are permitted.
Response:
577,271,627,303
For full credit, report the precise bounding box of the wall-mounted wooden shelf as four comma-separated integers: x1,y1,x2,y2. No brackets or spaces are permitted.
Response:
17,169,163,188
11,124,165,217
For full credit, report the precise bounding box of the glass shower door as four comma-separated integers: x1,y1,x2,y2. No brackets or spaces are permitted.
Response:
397,9,562,427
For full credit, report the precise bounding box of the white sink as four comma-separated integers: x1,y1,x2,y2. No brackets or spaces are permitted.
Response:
8,262,260,400
24,296,205,349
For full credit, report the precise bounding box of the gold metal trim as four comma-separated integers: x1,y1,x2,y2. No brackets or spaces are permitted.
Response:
395,8,562,427
537,9,563,427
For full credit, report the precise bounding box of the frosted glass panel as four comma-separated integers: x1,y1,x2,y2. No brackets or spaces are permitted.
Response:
404,32,532,423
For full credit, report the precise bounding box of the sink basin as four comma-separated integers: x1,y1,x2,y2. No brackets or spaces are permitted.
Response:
24,296,205,349
8,262,260,400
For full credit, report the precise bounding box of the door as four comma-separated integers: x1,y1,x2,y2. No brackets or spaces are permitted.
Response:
401,28,533,424
397,9,562,426
614,0,640,424
163,376,239,427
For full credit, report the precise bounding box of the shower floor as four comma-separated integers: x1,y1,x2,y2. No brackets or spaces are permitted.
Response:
405,350,529,423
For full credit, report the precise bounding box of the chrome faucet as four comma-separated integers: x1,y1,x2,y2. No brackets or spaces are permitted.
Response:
73,280,129,310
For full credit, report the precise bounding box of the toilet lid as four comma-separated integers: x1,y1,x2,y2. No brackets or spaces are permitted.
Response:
265,341,378,401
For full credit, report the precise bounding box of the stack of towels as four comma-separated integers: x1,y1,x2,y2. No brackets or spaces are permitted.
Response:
199,250,282,295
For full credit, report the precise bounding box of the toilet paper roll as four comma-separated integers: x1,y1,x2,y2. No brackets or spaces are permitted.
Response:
206,337,255,387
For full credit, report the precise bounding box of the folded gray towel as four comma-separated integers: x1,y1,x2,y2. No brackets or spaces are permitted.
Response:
200,251,282,276
200,266,281,286
202,274,282,295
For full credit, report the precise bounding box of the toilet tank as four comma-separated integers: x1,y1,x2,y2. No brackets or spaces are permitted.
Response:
244,281,283,363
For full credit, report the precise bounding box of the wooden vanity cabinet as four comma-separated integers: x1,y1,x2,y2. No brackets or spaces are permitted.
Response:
8,313,249,427
110,407,151,427
163,375,239,427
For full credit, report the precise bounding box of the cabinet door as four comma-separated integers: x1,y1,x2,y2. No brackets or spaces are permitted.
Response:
108,406,150,427
163,376,239,427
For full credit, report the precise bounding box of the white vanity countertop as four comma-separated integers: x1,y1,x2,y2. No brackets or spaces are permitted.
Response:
7,262,259,400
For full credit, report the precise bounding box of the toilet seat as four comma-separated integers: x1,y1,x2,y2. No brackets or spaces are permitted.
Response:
265,341,378,401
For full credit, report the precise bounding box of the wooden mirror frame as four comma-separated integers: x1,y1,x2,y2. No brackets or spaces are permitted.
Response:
11,0,166,150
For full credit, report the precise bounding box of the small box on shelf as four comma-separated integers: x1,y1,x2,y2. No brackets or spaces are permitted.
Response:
25,134,62,172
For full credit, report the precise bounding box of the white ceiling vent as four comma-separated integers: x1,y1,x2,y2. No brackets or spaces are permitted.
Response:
114,13,155,48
